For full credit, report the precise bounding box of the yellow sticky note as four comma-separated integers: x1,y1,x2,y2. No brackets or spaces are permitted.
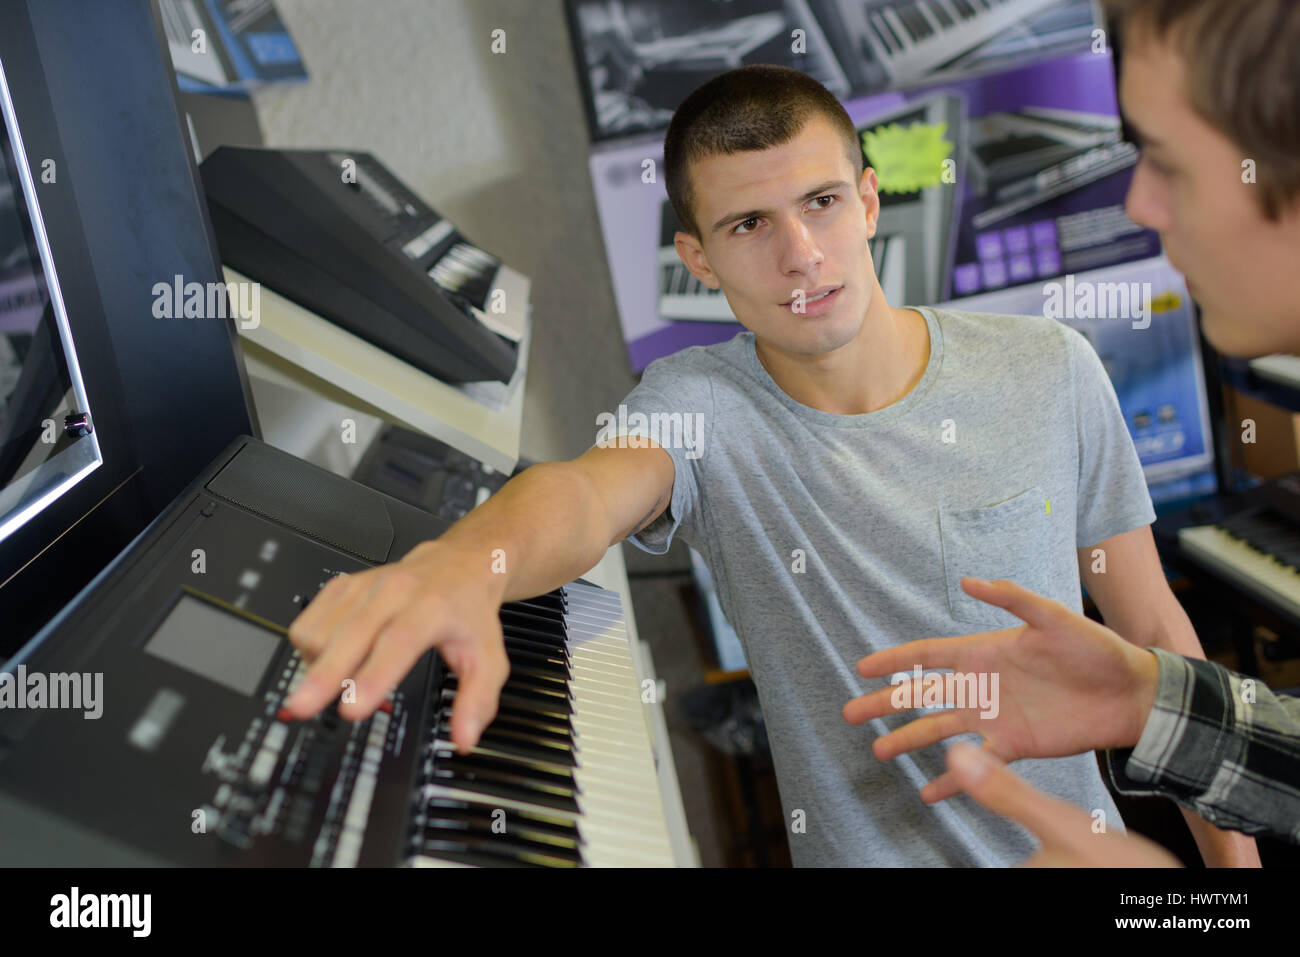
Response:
861,121,954,194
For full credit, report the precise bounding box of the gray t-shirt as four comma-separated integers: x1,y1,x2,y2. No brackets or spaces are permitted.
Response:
616,305,1156,867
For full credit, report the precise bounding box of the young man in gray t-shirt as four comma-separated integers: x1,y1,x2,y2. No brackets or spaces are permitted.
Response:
616,303,1151,865
283,64,1256,866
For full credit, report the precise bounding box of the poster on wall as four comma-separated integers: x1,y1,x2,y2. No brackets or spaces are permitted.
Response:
566,0,1102,143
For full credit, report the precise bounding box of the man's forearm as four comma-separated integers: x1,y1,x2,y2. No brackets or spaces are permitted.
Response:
1181,807,1262,867
414,461,614,603
1119,585,1205,661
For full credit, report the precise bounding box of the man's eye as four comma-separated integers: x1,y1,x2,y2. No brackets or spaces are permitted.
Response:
733,217,760,234
813,194,836,209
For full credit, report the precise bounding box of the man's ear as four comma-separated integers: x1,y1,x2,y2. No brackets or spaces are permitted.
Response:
860,167,880,239
673,230,720,289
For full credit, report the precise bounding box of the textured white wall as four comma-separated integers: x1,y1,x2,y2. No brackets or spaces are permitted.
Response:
252,0,639,463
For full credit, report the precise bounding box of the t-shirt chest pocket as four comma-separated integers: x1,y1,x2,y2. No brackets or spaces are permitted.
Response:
938,485,1053,629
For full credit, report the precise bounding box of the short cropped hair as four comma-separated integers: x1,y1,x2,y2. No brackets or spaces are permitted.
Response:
1104,0,1300,220
663,64,863,240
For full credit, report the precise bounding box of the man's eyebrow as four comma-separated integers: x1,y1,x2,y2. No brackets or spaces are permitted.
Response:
709,179,853,235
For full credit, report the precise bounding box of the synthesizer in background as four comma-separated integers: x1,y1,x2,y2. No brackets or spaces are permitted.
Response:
811,0,1062,91
0,437,683,867
351,424,512,523
1177,472,1300,624
201,147,526,384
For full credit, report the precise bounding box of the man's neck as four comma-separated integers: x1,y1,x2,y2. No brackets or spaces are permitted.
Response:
753,295,931,416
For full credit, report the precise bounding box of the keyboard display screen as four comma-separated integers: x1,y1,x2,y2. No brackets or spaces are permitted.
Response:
144,594,281,696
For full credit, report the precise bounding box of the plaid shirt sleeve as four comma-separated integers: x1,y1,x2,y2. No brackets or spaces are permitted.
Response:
1104,647,1300,843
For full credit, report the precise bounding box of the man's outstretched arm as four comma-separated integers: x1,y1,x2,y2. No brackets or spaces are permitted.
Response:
283,442,675,753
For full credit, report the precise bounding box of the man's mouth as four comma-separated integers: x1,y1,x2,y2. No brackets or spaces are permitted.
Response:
782,285,842,310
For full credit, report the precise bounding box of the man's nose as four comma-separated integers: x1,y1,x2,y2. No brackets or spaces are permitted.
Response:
1124,161,1165,232
779,218,823,277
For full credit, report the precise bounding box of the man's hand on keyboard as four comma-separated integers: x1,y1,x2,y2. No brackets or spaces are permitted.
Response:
283,540,507,754
842,577,1161,803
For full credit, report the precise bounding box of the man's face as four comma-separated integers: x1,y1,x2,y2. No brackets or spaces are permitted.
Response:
673,115,882,357
1120,28,1300,357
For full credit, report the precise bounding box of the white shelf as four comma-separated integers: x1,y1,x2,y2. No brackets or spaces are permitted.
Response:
229,265,530,474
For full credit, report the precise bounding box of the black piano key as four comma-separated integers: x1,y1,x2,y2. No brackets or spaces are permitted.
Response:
437,710,575,758
512,592,565,614
509,597,567,620
495,690,572,720
434,749,578,793
927,0,954,29
420,798,582,843
503,645,571,675
414,838,571,868
421,794,577,826
502,625,567,649
477,709,574,743
501,620,566,644
431,736,577,780
417,815,583,861
502,603,567,627
473,729,579,767
869,11,904,53
428,762,580,814
503,633,570,661
418,814,581,855
500,670,572,696
443,714,574,754
417,823,584,866
445,673,572,709
504,656,570,682
504,664,570,686
897,2,933,40
503,615,567,638
952,0,977,18
447,694,574,735
502,605,568,632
